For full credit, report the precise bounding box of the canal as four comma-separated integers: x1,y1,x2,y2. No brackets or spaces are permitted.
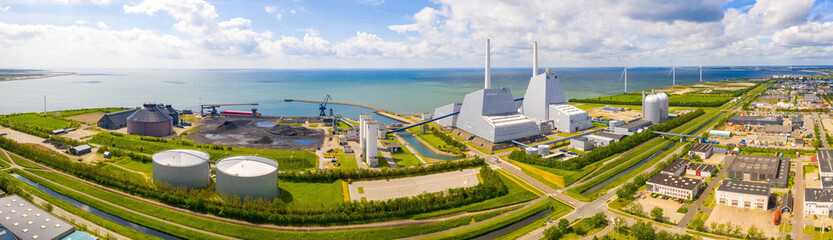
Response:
398,133,463,161
12,174,181,240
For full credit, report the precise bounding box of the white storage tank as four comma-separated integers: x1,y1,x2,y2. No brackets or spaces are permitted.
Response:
215,156,279,200
152,149,211,189
537,145,550,155
365,122,379,167
642,92,661,124
657,92,669,122
525,147,538,155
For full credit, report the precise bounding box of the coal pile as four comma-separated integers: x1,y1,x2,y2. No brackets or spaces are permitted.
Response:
42,139,72,150
267,124,323,137
250,136,274,144
215,120,251,132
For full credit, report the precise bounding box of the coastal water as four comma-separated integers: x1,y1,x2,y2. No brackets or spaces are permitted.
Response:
0,67,817,117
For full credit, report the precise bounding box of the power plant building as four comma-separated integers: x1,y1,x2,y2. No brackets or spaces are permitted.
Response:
433,103,462,128
215,156,280,200
127,103,174,137
97,108,137,129
152,149,211,189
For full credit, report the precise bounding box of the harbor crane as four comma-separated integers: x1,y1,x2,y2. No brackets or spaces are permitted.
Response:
319,95,333,116
201,103,259,115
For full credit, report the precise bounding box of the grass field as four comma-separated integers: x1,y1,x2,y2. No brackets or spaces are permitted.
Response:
18,169,525,239
112,158,153,174
100,164,148,185
337,153,359,170
280,180,344,206
493,200,573,240
1,113,77,130
10,153,42,169
574,93,733,107
91,133,318,171
422,198,568,240
387,138,422,167
513,160,564,189
53,108,132,117
377,151,391,168
415,132,461,154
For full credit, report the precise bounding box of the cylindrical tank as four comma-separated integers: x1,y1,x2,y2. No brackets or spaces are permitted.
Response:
657,92,669,122
127,103,173,137
359,114,372,149
643,94,660,124
537,145,550,155
525,147,538,155
152,149,211,189
215,156,279,200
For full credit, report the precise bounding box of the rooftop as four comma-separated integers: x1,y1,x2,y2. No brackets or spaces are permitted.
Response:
595,132,625,140
619,119,652,129
818,150,833,174
0,195,75,240
727,154,787,175
716,179,770,196
647,173,702,191
691,143,713,153
806,188,833,202
662,159,687,174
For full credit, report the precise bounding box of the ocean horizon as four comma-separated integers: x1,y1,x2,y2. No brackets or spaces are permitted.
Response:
0,67,821,120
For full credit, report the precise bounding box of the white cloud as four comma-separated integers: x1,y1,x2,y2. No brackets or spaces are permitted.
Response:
265,6,277,14
773,21,833,47
359,0,384,6
276,13,282,20
747,0,815,28
11,0,109,5
0,4,10,11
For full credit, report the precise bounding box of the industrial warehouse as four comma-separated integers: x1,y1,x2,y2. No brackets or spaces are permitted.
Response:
715,179,771,210
725,155,790,188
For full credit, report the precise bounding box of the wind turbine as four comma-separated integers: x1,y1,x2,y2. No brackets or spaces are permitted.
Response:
671,59,676,86
699,63,703,82
618,57,628,93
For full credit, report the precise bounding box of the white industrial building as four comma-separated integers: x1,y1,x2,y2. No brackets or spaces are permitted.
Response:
520,42,592,133
642,90,669,124
365,120,379,167
646,173,702,200
818,150,833,189
215,156,280,200
805,188,833,216
152,149,211,189
453,39,540,143
433,103,462,128
716,179,770,210
689,143,714,159
570,137,594,151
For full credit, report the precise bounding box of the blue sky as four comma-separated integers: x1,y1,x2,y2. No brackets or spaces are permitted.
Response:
0,0,831,69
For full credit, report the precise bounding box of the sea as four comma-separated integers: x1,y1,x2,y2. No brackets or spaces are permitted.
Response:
0,67,822,124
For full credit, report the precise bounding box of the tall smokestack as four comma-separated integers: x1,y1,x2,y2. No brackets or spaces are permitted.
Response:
533,41,538,76
485,39,491,89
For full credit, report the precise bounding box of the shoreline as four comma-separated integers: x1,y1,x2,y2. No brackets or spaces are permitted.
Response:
0,72,76,82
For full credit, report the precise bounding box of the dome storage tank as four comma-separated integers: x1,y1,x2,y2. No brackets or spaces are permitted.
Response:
657,92,669,122
152,149,211,189
537,145,550,155
127,103,173,137
215,156,279,200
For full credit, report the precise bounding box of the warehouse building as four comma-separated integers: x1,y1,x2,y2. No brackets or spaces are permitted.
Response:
127,103,174,137
433,103,462,128
0,195,76,240
69,144,91,155
661,159,717,178
715,179,771,210
646,174,702,200
764,125,792,134
661,159,688,176
612,119,652,135
818,150,833,189
805,188,833,216
570,137,594,151
689,143,714,159
725,155,790,188
585,132,625,147
791,116,804,129
727,115,783,126
96,108,137,130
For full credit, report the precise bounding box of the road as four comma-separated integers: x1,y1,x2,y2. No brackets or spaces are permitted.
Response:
676,156,733,228
792,157,811,240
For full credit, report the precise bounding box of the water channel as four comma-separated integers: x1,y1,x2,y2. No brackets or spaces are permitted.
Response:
11,174,181,240
472,209,553,240
398,133,463,161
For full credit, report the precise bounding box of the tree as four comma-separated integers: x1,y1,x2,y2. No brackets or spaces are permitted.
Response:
710,222,718,232
747,225,760,239
613,217,626,233
689,216,705,231
629,203,644,216
717,223,725,234
543,224,563,240
631,221,656,240
651,207,664,222
557,219,570,233
733,225,742,237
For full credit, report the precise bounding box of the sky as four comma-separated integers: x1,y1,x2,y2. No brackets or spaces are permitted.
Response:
0,0,832,69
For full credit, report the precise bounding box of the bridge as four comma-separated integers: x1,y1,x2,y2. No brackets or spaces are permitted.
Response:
653,131,704,142
385,97,526,134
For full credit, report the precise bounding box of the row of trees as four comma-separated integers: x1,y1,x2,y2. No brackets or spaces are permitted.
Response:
0,136,507,225
688,218,766,240
429,127,466,153
570,96,733,107
543,212,608,239
0,117,83,147
279,157,485,181
509,109,704,171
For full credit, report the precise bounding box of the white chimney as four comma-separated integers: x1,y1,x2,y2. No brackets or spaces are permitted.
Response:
533,41,538,76
485,39,491,89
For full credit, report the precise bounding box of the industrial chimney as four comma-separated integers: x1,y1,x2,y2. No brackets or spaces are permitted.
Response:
485,39,491,89
533,41,538,76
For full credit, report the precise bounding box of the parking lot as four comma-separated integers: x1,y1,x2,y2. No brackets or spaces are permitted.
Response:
706,205,779,238
348,169,480,201
633,191,687,223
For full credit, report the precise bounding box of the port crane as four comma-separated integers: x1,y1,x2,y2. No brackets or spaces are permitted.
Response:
319,95,333,116
201,103,259,115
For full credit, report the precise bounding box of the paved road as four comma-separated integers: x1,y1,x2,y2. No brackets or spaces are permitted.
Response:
677,157,733,228
814,113,831,149
792,158,812,240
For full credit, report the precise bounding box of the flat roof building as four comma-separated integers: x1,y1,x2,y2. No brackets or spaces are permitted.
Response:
805,188,833,216
646,173,702,200
661,159,688,176
764,125,792,134
715,179,770,210
0,195,75,240
570,137,594,151
68,145,91,156
726,155,790,188
727,115,783,126
662,159,716,178
818,150,833,189
689,143,714,160
613,119,652,135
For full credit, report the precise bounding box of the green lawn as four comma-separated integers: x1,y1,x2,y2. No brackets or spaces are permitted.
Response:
377,151,391,168
388,138,422,167
10,154,41,169
410,173,539,219
112,158,154,175
493,199,573,240
415,133,452,152
421,198,563,240
100,164,147,185
18,169,523,240
337,153,359,170
574,93,733,107
53,108,132,117
90,133,318,171
1,113,77,130
280,180,344,206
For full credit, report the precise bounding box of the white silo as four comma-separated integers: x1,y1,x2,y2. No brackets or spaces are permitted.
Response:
152,149,211,189
537,145,550,155
642,91,661,124
215,156,279,200
365,121,379,167
525,147,538,155
359,114,372,150
657,92,669,122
